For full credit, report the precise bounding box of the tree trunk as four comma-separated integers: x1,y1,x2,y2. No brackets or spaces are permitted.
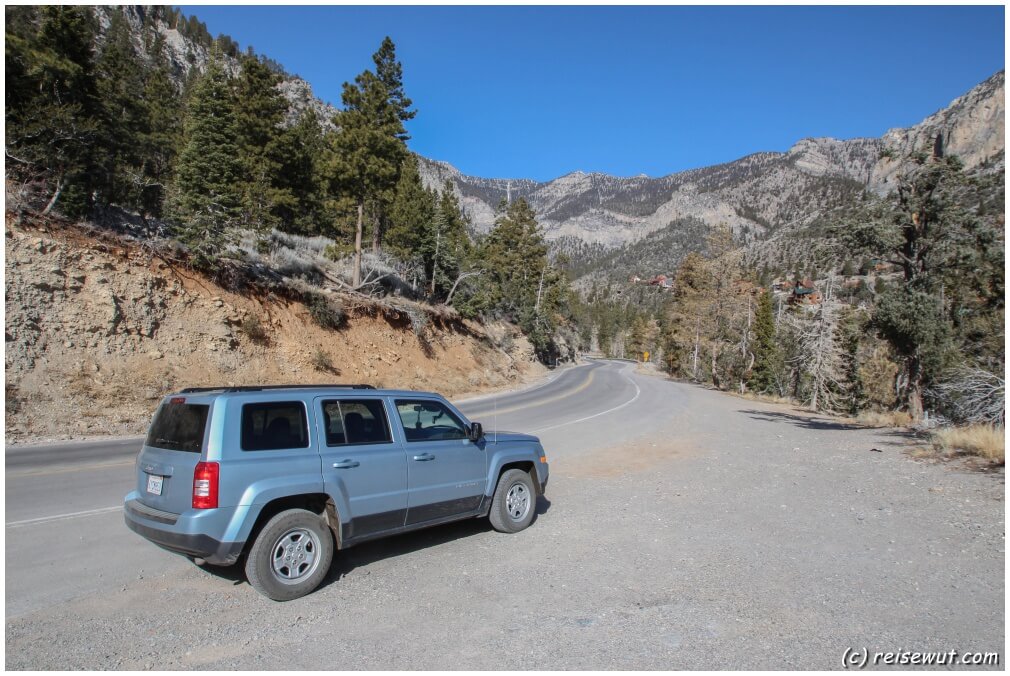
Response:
906,356,925,421
691,320,700,380
534,267,545,314
353,201,364,288
371,207,382,254
430,229,441,296
446,271,480,305
42,178,64,216
711,345,720,389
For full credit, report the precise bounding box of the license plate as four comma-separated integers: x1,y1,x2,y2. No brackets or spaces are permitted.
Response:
146,474,164,496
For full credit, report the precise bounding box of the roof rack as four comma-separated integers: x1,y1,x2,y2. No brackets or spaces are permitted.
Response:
179,384,376,394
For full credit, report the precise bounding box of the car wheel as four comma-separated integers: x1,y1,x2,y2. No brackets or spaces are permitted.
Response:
489,468,536,533
245,508,334,601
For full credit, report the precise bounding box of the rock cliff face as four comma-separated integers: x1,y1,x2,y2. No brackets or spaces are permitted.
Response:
92,6,336,128
419,71,1004,250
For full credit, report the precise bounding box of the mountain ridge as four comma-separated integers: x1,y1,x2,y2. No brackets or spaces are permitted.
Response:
417,70,1004,251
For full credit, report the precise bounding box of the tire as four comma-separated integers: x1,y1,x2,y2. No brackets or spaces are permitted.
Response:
244,508,334,601
488,469,537,533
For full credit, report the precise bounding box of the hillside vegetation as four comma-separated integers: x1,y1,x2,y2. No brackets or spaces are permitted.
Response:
6,5,575,364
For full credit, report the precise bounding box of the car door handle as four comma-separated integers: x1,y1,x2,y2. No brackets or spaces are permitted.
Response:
332,460,360,469
412,453,435,462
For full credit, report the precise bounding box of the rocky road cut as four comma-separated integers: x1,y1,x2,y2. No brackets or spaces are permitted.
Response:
5,360,1004,669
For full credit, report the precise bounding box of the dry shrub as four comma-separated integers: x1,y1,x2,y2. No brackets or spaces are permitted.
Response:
858,345,899,410
737,391,794,406
856,410,913,428
931,425,1005,464
239,314,269,343
306,292,345,330
311,349,338,373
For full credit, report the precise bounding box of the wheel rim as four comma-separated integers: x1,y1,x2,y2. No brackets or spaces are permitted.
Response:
505,482,531,521
270,528,321,584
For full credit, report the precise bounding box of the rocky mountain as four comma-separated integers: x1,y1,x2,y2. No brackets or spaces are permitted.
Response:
91,6,337,128
419,71,1005,254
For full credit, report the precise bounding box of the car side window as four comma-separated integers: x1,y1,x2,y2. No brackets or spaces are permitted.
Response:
241,401,309,451
395,399,468,442
321,399,392,446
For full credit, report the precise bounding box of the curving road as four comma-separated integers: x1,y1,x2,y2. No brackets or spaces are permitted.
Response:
5,360,1003,669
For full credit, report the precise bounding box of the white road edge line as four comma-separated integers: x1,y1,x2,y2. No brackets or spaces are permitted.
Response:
531,364,642,433
6,506,123,528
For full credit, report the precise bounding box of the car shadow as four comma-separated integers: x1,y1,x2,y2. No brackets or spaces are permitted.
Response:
320,495,552,591
196,495,553,593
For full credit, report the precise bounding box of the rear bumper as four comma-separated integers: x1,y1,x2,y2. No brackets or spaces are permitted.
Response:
124,504,244,566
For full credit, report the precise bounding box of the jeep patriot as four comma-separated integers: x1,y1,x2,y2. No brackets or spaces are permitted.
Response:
124,384,549,600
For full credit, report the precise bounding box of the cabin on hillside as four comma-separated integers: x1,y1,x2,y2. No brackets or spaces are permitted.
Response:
789,278,821,305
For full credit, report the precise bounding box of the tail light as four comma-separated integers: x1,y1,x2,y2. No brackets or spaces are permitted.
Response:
192,462,219,509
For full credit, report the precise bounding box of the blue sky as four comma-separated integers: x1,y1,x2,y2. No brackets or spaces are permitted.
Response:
181,5,1004,181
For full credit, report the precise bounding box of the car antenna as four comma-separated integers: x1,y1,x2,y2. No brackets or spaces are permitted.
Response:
494,392,497,444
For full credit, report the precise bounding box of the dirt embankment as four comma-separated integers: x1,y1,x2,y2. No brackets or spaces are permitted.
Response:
5,218,544,441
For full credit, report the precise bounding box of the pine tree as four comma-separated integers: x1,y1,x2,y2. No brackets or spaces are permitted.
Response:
273,109,328,235
372,36,416,137
784,276,850,412
387,154,436,256
750,290,783,394
469,198,562,357
234,54,289,235
328,64,407,286
172,50,241,267
367,37,415,252
836,154,987,418
6,6,101,216
95,6,147,209
137,30,183,217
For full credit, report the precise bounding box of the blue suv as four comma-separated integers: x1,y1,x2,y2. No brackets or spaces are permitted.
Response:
124,384,549,600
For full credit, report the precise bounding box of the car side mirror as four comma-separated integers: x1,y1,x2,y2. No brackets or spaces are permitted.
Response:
467,422,483,442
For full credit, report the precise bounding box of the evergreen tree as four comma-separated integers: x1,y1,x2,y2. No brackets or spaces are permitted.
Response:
137,30,183,217
273,109,328,234
750,290,783,393
234,54,289,234
372,36,416,138
172,50,241,267
467,198,563,357
328,64,406,286
367,37,415,252
836,154,992,418
387,154,436,256
95,6,147,208
6,6,101,216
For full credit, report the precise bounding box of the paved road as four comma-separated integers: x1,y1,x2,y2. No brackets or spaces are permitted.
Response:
5,360,1004,669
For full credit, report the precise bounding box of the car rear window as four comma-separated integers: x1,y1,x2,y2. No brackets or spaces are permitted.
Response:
242,401,309,451
146,403,210,453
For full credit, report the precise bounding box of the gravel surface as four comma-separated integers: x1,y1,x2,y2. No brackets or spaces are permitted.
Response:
5,367,1004,669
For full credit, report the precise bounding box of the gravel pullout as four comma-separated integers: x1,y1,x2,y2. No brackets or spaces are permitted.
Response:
5,371,1003,670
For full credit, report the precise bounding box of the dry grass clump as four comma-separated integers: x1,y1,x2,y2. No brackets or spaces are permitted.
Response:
855,410,914,428
239,314,269,343
736,391,794,406
931,425,1005,464
310,349,338,374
